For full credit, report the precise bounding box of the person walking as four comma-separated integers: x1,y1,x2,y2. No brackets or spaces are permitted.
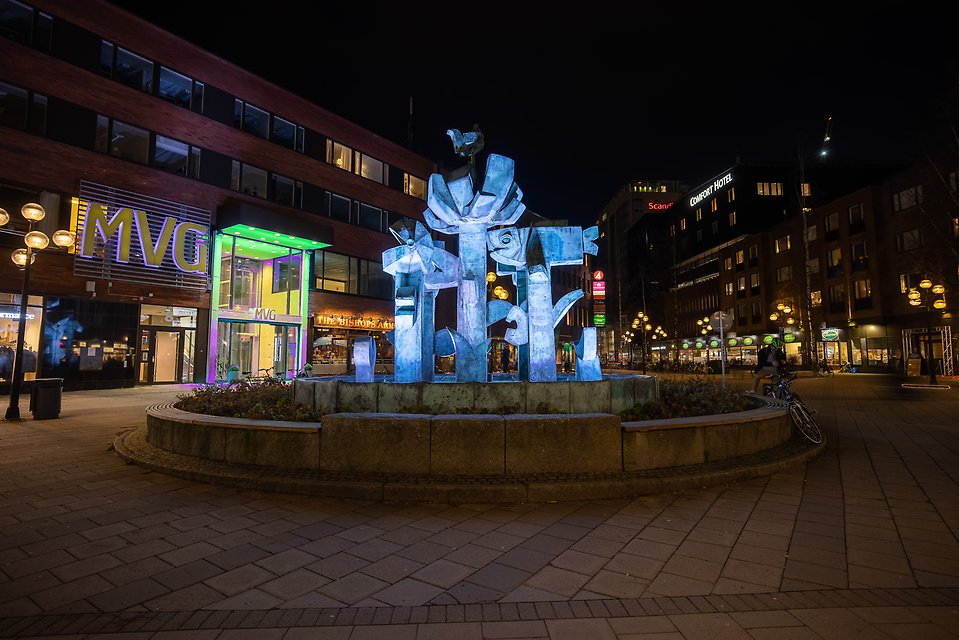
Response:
750,338,785,393
500,344,511,374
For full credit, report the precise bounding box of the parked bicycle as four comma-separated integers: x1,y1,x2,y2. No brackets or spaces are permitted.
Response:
815,360,834,377
763,372,823,444
242,366,278,384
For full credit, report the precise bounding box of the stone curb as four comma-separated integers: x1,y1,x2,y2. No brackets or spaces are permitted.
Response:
113,425,825,504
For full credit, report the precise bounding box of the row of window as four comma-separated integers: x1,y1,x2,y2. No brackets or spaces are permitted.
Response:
2,0,429,199
2,80,418,236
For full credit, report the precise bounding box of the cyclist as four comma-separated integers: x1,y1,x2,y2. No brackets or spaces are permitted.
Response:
749,338,785,393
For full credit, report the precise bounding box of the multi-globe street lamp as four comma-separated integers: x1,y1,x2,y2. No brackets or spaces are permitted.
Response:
1,203,77,420
906,279,947,385
633,311,665,374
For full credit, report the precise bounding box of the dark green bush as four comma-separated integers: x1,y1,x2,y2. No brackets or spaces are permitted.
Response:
175,380,320,421
620,376,749,421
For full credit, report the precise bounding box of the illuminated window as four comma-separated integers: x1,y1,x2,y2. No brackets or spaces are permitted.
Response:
404,173,426,199
824,212,840,232
750,272,759,288
757,182,783,196
776,265,792,282
159,66,200,110
710,199,717,213
696,208,702,221
748,244,758,261
801,183,812,197
851,241,868,269
827,247,842,267
735,250,744,265
680,218,687,230
774,235,791,253
854,279,871,299
724,257,732,270
728,187,736,202
724,282,734,296
358,154,385,184
326,140,353,171
737,276,746,291
810,290,822,307
729,211,737,226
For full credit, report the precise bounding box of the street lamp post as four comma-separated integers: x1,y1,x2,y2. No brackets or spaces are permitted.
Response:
1,203,76,421
907,279,947,385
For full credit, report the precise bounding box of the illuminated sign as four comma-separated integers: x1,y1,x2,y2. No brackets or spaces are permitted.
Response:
688,172,733,207
0,312,36,320
219,308,301,324
79,203,208,273
681,341,691,349
315,313,395,330
592,281,606,297
742,337,755,346
728,338,738,346
593,313,606,326
821,328,841,341
252,307,277,321
648,202,673,211
593,270,604,280
763,335,775,344
783,333,797,343
709,339,720,348
695,340,705,349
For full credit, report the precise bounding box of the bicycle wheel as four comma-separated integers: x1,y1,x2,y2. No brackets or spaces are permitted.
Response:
789,402,823,444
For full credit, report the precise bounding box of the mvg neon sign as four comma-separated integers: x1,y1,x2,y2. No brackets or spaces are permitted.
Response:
80,203,209,273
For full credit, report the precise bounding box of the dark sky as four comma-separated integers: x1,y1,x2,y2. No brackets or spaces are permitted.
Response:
111,2,958,227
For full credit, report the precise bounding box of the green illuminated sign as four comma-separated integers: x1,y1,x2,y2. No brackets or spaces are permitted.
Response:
783,333,797,343
695,340,705,349
728,338,738,346
821,328,840,341
681,341,690,349
593,313,606,326
709,339,720,348
763,335,775,345
742,337,754,346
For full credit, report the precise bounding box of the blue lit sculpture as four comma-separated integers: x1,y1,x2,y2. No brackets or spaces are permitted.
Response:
382,221,458,382
423,135,526,382
573,327,602,381
353,336,377,383
488,225,599,381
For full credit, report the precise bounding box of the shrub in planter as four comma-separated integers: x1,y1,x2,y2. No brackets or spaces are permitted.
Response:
620,376,749,421
175,380,320,421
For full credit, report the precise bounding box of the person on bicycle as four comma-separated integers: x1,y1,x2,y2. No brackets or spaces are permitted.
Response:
749,338,785,393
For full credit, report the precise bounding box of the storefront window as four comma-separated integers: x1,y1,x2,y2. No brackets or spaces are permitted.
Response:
0,293,43,384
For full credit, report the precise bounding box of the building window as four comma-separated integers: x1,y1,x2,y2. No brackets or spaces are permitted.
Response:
750,273,760,291
724,282,734,296
850,241,868,270
899,273,923,293
0,80,28,130
893,185,923,212
358,154,386,184
158,66,200,110
736,250,745,265
854,279,871,299
748,244,758,263
810,290,822,307
313,251,391,299
737,276,746,291
270,173,301,208
695,208,702,221
828,283,846,313
948,171,957,192
806,224,818,242
801,182,812,197
824,212,840,232
404,173,426,199
710,199,717,213
669,225,675,237
827,247,842,276
776,265,792,282
724,257,732,270
696,229,703,242
271,254,302,293
807,257,820,274
757,182,783,196
680,218,687,230
95,116,149,165
729,211,737,226
751,301,761,322
358,203,383,231
848,203,865,225
330,193,351,222
272,116,303,151
154,135,200,178
711,220,719,234
728,187,736,202
100,43,154,93
230,160,267,198
234,100,270,139
896,228,922,252
774,235,791,253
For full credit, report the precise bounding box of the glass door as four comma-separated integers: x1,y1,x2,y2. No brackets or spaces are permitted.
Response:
138,328,185,383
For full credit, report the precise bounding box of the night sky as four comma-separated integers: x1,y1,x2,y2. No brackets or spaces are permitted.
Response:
110,2,958,227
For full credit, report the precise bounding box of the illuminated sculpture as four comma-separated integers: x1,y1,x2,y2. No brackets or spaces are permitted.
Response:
488,225,599,381
382,221,458,382
353,336,377,383
423,132,526,382
573,326,602,381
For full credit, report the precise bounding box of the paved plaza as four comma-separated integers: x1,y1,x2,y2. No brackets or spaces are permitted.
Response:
1,373,958,638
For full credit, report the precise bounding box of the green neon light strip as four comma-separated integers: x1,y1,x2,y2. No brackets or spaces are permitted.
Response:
219,224,331,252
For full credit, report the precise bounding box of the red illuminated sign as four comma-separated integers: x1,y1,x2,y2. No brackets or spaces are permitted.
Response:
648,202,673,211
592,281,606,297
593,270,604,280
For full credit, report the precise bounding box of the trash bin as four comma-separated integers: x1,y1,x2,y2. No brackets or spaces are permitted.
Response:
29,378,64,419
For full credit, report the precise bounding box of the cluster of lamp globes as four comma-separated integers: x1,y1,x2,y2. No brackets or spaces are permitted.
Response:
486,271,509,300
629,312,667,339
908,280,947,310
769,302,796,325
696,316,714,335
0,203,76,267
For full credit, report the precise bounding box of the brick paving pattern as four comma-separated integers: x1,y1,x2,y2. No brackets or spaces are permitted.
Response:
1,373,958,638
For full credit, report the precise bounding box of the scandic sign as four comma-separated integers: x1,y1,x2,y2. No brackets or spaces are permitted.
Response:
79,204,209,273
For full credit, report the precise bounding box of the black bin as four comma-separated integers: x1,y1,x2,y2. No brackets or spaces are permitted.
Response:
30,378,64,419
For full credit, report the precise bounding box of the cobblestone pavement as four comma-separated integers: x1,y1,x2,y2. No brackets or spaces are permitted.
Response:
1,373,958,638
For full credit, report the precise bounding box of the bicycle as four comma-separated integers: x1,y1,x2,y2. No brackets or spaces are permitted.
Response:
763,371,823,444
815,361,834,377
242,366,277,384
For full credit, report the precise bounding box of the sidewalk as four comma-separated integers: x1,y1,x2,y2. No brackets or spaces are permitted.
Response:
1,376,958,638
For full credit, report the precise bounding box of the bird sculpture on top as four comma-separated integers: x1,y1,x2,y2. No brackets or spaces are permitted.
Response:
446,124,484,160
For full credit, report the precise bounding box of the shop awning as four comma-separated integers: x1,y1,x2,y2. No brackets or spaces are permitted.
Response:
216,203,333,251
